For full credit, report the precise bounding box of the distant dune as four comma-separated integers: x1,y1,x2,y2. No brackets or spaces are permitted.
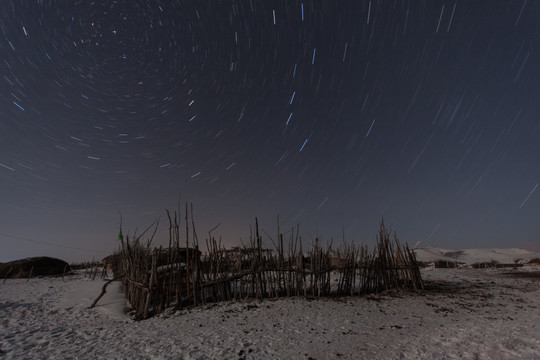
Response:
414,247,540,266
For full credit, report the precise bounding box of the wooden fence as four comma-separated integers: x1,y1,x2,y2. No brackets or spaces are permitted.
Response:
115,207,423,319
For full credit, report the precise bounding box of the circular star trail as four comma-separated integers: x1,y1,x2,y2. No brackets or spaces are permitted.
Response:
1,0,539,261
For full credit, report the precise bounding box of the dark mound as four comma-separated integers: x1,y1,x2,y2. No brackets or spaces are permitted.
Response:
0,257,71,279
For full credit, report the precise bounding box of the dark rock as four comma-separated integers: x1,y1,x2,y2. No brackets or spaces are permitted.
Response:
0,257,71,279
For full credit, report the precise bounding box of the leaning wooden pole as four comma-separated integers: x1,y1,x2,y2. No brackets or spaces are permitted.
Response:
143,252,157,319
88,279,116,309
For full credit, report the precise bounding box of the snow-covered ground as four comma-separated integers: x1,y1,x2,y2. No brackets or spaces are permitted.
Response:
1,263,539,359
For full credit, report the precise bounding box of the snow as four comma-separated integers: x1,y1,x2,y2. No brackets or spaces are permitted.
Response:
1,261,539,359
414,247,540,266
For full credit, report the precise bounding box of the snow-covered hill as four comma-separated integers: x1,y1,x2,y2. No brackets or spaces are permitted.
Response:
414,247,540,266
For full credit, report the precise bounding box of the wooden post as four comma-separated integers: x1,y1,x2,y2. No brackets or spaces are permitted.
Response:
26,266,34,282
62,264,68,281
143,253,157,319
3,266,13,284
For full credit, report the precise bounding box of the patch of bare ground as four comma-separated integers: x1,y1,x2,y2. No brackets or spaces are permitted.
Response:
503,271,540,280
422,280,467,292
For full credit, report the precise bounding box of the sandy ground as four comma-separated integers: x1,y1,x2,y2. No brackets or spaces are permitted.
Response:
1,267,539,359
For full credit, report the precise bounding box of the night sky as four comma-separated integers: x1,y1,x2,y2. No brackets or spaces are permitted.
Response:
1,0,539,263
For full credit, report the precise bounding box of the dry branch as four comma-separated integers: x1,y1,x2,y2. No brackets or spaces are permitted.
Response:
88,279,116,309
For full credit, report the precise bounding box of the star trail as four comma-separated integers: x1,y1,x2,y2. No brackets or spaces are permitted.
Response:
1,0,539,262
